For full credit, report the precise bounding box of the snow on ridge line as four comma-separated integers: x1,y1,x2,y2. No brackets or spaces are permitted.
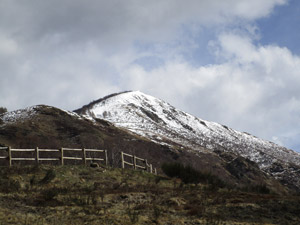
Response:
60,108,82,119
89,91,267,144
89,91,255,139
1,105,39,123
84,91,300,167
90,91,255,140
1,105,83,124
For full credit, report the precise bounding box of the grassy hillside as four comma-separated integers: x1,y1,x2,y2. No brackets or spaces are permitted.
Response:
0,105,297,198
0,164,300,225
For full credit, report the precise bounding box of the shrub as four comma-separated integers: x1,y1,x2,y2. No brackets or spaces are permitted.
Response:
41,188,58,201
153,205,161,222
161,162,225,187
40,169,56,184
0,107,7,115
0,178,21,192
186,205,204,217
161,162,185,179
244,184,271,194
126,208,140,224
254,184,270,194
162,162,204,184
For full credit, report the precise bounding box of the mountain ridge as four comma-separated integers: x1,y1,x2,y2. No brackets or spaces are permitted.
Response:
75,91,300,190
1,92,300,192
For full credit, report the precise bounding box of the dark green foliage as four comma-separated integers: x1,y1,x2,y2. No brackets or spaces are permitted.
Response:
0,107,7,115
252,184,270,194
185,204,204,217
40,169,56,184
30,175,37,186
126,208,140,224
41,188,58,201
243,184,271,194
153,206,161,223
0,178,21,192
161,162,185,178
161,162,225,187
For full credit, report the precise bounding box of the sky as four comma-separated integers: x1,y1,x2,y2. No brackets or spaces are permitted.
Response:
0,0,300,152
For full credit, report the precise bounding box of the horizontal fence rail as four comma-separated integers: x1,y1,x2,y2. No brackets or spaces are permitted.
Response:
0,147,157,175
0,147,7,159
0,147,108,167
121,151,157,175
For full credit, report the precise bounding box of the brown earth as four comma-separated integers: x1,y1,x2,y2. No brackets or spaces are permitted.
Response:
0,165,299,225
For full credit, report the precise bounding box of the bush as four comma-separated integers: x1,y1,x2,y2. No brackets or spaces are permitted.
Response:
126,208,140,224
0,178,21,192
185,204,204,217
161,162,225,187
41,188,58,201
39,169,56,184
161,162,185,179
0,107,7,115
243,184,271,194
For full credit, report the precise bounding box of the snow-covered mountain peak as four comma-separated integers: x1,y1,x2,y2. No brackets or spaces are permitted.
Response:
92,90,168,109
76,91,300,181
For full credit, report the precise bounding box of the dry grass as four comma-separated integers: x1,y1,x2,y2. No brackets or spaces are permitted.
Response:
0,165,300,225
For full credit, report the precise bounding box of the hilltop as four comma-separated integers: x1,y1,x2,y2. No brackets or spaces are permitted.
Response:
75,91,300,192
0,104,290,194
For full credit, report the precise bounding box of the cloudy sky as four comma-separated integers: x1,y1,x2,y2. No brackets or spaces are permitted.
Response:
1,0,300,152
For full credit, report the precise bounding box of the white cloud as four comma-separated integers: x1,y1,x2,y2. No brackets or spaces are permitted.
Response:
0,0,287,49
232,0,286,19
119,33,300,149
0,35,19,56
1,0,299,151
0,43,121,110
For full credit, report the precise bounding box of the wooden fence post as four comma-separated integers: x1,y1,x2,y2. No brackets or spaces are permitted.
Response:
145,159,148,172
150,164,153,174
121,152,124,169
154,168,157,175
60,148,64,165
35,147,39,165
8,146,12,167
82,148,86,165
105,150,108,166
133,155,137,170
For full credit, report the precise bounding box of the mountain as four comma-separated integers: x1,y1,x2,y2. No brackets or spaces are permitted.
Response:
1,93,300,193
1,103,300,224
0,104,190,168
0,105,240,183
75,91,300,191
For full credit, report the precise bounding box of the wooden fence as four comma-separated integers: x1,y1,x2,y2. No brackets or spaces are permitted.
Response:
121,151,157,174
0,147,157,174
0,146,107,167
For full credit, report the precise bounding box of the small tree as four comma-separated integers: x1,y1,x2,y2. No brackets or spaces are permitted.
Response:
161,162,225,187
161,162,202,184
0,107,7,115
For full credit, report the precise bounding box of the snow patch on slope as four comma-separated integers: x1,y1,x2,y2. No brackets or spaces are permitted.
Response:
79,91,300,170
1,106,38,124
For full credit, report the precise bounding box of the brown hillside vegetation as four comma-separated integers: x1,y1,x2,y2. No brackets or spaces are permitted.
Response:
0,105,292,194
0,165,300,225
